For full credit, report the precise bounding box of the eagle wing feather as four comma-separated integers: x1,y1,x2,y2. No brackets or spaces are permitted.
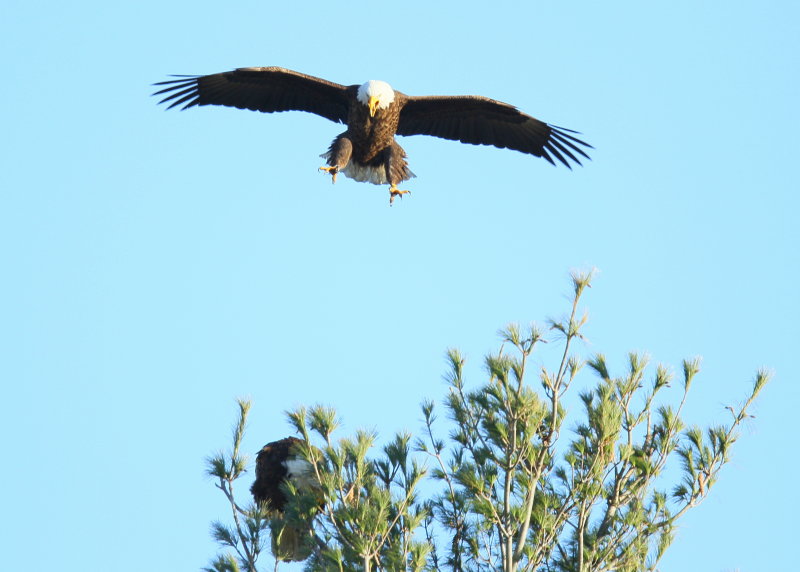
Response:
397,95,591,168
153,67,350,124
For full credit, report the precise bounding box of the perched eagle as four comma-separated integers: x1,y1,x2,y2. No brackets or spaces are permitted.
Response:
251,437,322,562
154,67,591,204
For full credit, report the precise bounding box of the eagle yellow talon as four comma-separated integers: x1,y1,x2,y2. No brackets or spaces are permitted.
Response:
389,185,411,205
318,165,338,184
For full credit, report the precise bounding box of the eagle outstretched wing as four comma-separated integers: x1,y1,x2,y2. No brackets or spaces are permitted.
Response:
153,67,351,124
396,95,592,168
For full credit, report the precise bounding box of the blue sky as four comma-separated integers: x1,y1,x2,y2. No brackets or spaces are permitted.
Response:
2,1,797,570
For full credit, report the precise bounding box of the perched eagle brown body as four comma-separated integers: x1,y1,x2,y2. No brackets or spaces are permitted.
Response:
251,436,303,511
250,436,322,562
154,66,591,204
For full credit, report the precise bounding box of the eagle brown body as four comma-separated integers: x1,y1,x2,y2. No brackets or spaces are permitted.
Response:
154,66,591,204
324,87,414,188
251,436,302,511
250,436,322,562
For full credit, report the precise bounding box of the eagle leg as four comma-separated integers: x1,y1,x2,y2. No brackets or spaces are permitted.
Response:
318,165,339,184
388,185,411,205
319,136,352,185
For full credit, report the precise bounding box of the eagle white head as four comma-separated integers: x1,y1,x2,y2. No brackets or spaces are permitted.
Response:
357,80,395,117
284,457,318,490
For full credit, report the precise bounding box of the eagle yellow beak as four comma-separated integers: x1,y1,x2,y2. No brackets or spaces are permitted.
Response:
368,96,380,117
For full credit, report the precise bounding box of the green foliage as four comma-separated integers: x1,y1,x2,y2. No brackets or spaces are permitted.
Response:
291,418,430,572
203,553,241,572
206,273,769,571
204,399,271,572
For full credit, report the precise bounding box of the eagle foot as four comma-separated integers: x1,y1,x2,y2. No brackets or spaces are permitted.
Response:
318,165,339,184
389,185,411,206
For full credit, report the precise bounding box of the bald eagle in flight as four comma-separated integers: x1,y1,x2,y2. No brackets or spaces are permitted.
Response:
154,67,591,204
251,437,323,562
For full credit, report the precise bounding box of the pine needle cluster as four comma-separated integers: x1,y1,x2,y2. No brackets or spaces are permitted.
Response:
205,273,769,571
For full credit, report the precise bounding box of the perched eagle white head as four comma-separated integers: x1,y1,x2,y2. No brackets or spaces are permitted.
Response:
357,80,395,116
284,457,318,491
